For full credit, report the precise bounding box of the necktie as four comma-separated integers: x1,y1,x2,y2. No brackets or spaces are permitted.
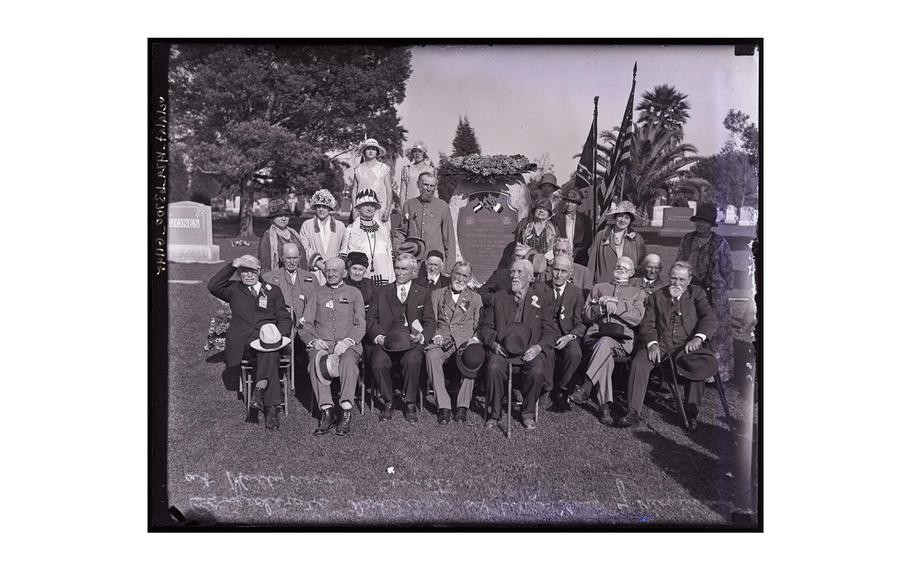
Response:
399,285,407,303
554,287,563,305
249,285,255,295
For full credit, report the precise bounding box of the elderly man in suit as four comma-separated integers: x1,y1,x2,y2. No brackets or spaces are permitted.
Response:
552,186,593,266
545,254,588,413
543,238,593,296
416,250,451,291
618,261,718,431
394,173,457,275
572,256,646,424
299,257,365,437
299,189,346,285
207,254,292,429
478,258,557,430
425,260,483,424
630,253,666,302
262,243,318,327
367,253,436,423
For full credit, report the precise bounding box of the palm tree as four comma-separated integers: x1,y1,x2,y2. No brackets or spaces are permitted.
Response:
600,123,711,212
635,84,691,143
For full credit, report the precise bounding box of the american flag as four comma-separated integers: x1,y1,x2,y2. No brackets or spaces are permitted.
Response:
595,62,637,232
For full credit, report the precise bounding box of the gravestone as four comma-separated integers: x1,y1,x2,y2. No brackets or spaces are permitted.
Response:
257,197,271,217
450,178,530,286
651,205,670,227
286,193,298,214
725,204,739,224
738,206,758,226
233,196,241,211
662,207,696,231
167,201,220,263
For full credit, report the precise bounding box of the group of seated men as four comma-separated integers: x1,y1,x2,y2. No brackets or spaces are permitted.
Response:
208,239,719,437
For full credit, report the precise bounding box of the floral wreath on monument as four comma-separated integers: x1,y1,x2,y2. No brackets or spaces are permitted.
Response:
436,153,537,203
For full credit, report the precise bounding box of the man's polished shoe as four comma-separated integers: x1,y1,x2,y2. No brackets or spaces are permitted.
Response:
616,410,640,428
379,402,394,421
250,387,265,411
685,415,698,433
405,403,419,423
453,407,468,423
547,391,572,413
568,385,590,405
598,403,612,425
264,405,280,430
521,417,537,430
512,388,524,405
437,408,452,425
484,416,499,429
336,409,353,436
314,407,336,435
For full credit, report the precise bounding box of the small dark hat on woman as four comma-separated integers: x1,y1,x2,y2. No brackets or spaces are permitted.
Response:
690,202,719,227
532,198,553,215
268,198,293,218
346,252,369,269
563,188,584,204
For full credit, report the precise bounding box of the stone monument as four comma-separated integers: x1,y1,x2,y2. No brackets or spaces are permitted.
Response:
167,201,221,263
725,204,739,224
738,206,758,226
651,205,670,227
662,207,696,231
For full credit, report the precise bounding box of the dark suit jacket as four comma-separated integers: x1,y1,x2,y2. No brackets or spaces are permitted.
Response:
367,281,437,344
415,272,451,292
478,286,557,353
207,263,293,367
638,285,718,352
550,282,587,337
553,211,593,265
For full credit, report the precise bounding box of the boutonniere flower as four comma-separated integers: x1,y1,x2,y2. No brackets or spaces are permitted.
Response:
298,294,306,301
560,305,566,319
265,284,272,291
530,294,540,308
459,300,469,312
325,300,334,309
626,231,636,239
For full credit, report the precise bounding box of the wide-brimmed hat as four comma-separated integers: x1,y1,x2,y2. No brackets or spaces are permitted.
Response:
383,328,414,352
456,343,486,378
354,188,381,209
250,323,291,352
358,138,387,158
311,189,337,211
562,188,584,204
591,321,631,341
531,197,553,215
498,322,532,364
675,347,720,381
609,200,640,221
234,254,261,271
397,237,426,261
407,141,428,158
346,251,369,269
538,173,559,189
313,350,340,386
268,198,294,218
690,202,719,227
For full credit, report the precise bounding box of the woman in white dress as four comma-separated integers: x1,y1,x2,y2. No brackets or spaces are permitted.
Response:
352,138,394,232
339,188,395,285
298,189,346,285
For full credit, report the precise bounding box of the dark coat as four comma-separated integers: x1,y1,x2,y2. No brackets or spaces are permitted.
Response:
549,282,587,338
478,286,557,352
207,262,293,367
553,211,593,266
367,281,437,344
414,272,451,292
638,285,718,351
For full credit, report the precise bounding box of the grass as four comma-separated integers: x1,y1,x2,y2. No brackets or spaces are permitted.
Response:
164,255,759,527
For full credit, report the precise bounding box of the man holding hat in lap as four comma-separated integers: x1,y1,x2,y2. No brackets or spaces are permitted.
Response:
298,257,366,436
367,253,436,423
425,260,484,424
207,254,293,430
571,256,646,424
618,261,718,432
478,258,557,430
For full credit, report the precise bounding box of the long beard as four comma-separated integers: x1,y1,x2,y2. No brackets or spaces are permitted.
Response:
669,286,684,298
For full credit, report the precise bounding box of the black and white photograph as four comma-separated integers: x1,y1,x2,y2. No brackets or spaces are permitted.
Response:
149,39,761,529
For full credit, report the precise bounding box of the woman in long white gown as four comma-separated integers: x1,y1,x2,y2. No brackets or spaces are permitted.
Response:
352,138,394,233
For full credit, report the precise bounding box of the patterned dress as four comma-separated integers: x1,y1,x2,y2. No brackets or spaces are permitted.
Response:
676,231,734,382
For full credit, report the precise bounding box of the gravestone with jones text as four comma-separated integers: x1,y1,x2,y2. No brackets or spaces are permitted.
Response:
167,201,221,263
661,207,696,231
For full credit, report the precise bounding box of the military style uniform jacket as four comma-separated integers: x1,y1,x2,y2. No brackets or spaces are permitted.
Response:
583,281,647,340
298,283,366,354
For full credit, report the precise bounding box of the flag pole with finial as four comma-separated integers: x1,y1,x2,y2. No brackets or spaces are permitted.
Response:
592,95,599,227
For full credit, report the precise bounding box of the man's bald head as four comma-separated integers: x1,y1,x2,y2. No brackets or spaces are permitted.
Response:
281,242,301,271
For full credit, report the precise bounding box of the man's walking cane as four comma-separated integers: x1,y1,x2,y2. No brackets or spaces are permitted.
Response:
662,339,691,431
506,362,513,439
711,364,738,446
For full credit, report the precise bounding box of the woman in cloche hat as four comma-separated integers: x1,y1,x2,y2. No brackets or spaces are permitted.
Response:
588,200,647,285
675,201,734,383
352,137,393,232
298,189,346,285
514,197,560,261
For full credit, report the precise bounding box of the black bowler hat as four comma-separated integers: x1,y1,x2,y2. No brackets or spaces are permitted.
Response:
690,202,718,227
426,249,444,262
383,328,414,352
497,322,532,364
456,343,486,378
675,347,720,381
591,321,631,341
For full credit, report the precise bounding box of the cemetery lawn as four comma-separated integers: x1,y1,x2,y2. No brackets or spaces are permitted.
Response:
162,239,759,527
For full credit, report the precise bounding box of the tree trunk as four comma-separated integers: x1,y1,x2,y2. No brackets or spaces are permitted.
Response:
238,176,255,238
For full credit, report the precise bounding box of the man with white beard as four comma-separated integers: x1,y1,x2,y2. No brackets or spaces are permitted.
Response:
617,261,718,432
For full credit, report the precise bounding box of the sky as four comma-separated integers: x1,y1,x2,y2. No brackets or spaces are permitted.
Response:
396,44,759,184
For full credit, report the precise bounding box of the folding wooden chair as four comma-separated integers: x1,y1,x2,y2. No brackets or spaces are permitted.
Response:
240,351,291,416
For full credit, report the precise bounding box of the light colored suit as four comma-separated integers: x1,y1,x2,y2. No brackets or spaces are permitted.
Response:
262,268,319,324
425,286,483,410
299,216,346,285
